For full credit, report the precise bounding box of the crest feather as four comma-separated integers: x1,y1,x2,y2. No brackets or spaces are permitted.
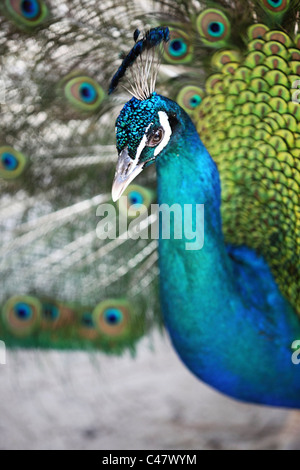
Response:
108,27,170,100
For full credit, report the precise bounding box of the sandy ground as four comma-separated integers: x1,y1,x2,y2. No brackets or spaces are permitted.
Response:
0,332,300,450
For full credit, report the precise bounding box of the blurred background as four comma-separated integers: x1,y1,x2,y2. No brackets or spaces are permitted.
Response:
1,334,300,450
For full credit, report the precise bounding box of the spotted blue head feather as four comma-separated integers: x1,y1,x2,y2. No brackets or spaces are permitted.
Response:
108,26,170,98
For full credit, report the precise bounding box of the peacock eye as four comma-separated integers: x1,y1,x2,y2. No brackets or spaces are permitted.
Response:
163,28,194,64
118,184,154,218
177,86,205,115
93,299,132,338
5,0,49,28
43,303,59,321
196,8,230,46
0,146,27,179
81,312,95,329
63,75,105,113
208,21,225,37
2,295,42,337
261,0,289,13
147,128,164,147
265,0,286,9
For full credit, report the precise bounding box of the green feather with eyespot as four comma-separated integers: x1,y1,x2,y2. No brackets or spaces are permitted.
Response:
0,147,27,180
2,0,50,31
0,295,146,354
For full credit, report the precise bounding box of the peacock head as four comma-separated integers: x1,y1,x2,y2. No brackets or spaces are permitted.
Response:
108,26,179,201
112,92,182,202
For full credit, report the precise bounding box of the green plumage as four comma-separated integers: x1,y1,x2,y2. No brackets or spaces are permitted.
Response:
194,27,300,315
0,0,299,355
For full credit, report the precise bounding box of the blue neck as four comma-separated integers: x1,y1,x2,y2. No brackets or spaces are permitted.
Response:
156,111,300,408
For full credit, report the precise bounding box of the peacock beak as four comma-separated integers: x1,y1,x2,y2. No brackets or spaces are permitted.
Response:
112,147,144,202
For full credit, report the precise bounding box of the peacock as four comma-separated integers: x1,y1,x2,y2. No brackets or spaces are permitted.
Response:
0,0,299,408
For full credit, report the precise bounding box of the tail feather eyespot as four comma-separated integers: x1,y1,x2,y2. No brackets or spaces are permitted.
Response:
196,9,231,47
93,299,135,339
41,301,75,329
2,296,42,337
176,86,205,115
63,75,105,113
78,311,99,341
162,28,194,64
5,0,49,28
0,146,27,179
261,0,290,14
118,184,154,218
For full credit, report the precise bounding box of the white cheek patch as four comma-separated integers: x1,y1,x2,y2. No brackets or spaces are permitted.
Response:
136,132,148,162
154,111,172,157
133,122,153,168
